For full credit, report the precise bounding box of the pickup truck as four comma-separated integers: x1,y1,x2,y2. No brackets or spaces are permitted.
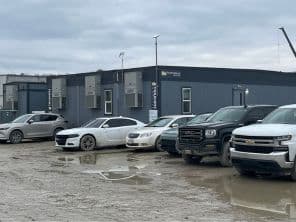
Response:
230,104,296,180
178,105,277,166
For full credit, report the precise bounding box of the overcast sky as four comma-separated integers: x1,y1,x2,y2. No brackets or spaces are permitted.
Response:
0,0,295,74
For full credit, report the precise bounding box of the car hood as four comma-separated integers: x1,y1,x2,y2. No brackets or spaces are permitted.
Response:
162,128,178,135
182,121,237,129
131,127,167,135
0,123,24,129
233,124,296,137
57,127,99,135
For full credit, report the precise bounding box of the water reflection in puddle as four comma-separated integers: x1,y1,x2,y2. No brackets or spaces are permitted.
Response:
185,173,296,219
57,152,152,185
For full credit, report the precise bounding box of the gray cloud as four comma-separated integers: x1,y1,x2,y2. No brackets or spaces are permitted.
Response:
0,0,295,74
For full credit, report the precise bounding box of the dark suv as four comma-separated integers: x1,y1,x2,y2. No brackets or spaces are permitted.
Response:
178,105,277,166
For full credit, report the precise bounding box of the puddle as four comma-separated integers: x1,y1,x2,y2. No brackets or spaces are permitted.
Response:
184,172,296,219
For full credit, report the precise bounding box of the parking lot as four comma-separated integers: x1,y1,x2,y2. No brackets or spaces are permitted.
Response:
0,141,295,221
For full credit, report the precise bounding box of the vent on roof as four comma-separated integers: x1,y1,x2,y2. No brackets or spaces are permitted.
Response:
124,72,143,108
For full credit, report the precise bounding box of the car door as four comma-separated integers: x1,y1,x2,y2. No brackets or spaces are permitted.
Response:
118,119,139,142
22,115,47,138
40,114,58,136
101,119,125,146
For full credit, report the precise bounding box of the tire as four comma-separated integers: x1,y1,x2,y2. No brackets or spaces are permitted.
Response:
182,153,202,164
219,140,232,167
9,130,23,144
80,135,96,151
290,155,296,181
52,128,63,140
155,136,163,152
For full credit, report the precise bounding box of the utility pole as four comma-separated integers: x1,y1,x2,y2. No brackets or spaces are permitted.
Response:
153,34,160,116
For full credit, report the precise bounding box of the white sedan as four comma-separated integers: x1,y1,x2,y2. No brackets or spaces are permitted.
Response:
126,115,195,151
56,117,145,151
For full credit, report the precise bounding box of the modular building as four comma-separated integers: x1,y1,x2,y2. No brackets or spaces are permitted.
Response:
48,66,296,127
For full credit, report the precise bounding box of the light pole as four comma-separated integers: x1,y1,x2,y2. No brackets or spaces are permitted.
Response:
153,34,160,113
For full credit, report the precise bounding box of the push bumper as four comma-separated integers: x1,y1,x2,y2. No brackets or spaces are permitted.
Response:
179,139,220,156
230,148,293,173
55,137,80,148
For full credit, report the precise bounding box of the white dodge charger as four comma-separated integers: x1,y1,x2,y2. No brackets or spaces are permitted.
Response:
56,117,145,151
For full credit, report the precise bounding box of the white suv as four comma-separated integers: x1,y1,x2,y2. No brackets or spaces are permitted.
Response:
230,104,296,180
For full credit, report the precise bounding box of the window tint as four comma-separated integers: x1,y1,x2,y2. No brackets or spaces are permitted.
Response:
40,114,58,122
105,119,126,128
120,119,137,126
31,115,41,122
246,109,265,120
173,117,192,127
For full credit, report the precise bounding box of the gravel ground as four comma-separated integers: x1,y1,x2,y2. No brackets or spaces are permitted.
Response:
0,141,295,221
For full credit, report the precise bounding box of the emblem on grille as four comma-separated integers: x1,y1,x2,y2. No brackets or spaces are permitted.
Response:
245,139,255,144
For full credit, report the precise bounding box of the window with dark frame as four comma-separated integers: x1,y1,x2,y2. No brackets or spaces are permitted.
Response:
104,89,112,115
182,88,192,114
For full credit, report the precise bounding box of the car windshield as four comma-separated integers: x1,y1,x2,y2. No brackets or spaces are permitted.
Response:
81,118,107,128
12,114,33,123
262,108,296,124
187,114,212,125
207,108,247,123
146,118,173,127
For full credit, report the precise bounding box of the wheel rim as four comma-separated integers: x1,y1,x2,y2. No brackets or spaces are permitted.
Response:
81,136,95,151
11,132,22,143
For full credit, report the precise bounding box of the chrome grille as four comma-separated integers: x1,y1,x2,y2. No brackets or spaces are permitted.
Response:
179,128,203,144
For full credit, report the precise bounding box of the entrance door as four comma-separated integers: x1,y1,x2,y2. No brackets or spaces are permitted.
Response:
232,91,244,106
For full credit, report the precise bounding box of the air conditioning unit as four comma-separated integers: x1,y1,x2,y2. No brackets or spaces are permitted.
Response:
4,84,18,110
52,78,66,110
124,72,143,108
52,97,66,110
85,75,101,109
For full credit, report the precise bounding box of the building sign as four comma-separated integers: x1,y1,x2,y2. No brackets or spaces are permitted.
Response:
151,82,157,110
149,109,158,122
161,71,181,78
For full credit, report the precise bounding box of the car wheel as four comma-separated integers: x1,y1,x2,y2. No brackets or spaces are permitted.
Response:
52,128,63,140
155,136,163,152
9,130,23,144
290,155,296,181
182,153,202,164
219,140,232,167
80,135,96,151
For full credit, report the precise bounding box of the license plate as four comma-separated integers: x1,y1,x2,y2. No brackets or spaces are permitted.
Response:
184,149,192,154
128,139,135,144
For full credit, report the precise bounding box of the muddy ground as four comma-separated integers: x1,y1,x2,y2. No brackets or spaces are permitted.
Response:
0,141,296,221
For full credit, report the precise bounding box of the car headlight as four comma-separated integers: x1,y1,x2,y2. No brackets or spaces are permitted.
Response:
0,127,9,131
140,132,153,138
205,129,216,138
67,134,79,138
274,135,292,141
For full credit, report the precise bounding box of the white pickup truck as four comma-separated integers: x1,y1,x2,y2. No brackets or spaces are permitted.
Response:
230,104,296,180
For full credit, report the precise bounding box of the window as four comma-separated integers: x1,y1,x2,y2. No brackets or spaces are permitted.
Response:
182,88,192,114
105,119,124,128
120,119,137,126
104,89,112,115
30,115,41,122
172,117,190,127
40,114,58,122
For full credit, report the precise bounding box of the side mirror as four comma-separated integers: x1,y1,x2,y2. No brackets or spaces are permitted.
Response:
28,119,34,124
102,124,109,128
171,123,179,128
257,120,263,124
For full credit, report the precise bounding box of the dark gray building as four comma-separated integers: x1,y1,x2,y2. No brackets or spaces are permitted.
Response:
48,66,296,127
